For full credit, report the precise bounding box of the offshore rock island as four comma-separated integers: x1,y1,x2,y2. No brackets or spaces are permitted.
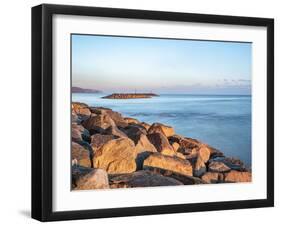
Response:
71,102,251,190
102,93,159,99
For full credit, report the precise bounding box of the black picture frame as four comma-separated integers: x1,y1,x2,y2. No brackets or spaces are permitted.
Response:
32,3,274,222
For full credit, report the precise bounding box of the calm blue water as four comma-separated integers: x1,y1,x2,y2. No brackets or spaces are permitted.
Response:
72,93,251,166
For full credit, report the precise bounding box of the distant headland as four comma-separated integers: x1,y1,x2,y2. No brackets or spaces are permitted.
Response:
102,93,159,99
72,86,102,93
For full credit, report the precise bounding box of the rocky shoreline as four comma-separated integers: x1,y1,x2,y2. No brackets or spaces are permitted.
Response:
102,93,159,99
72,102,251,190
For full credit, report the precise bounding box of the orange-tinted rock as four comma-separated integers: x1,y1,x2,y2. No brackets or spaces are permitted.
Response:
148,123,175,137
94,138,137,174
224,170,252,183
90,134,115,150
140,122,151,131
143,153,193,177
201,172,224,183
147,133,175,156
82,114,115,132
208,161,231,173
72,102,91,117
124,117,140,125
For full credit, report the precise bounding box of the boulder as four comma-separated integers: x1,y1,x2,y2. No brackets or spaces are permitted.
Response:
135,134,157,170
72,166,109,190
72,102,91,117
71,123,90,143
109,170,183,188
143,153,193,177
105,125,128,138
201,172,224,183
224,170,252,183
82,114,116,133
90,134,115,150
90,107,128,128
147,133,175,156
71,142,92,167
208,161,231,173
124,124,147,143
197,145,211,163
94,138,137,174
135,134,157,153
148,123,175,137
210,157,247,171
140,122,150,131
124,117,140,125
193,157,206,177
178,137,201,155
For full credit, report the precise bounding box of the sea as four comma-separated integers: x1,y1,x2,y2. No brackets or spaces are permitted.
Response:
72,93,252,167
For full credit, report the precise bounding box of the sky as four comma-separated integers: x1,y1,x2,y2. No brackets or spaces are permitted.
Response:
72,34,252,95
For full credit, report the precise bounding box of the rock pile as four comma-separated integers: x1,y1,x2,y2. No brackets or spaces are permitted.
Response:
71,102,251,190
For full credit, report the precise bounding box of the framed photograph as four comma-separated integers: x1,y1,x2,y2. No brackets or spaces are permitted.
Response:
32,4,274,221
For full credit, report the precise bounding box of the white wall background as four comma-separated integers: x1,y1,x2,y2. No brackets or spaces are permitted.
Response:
0,0,279,225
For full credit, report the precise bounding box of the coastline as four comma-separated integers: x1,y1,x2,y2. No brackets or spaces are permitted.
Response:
72,101,251,190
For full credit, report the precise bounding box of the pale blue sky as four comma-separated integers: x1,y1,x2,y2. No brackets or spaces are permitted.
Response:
72,34,252,95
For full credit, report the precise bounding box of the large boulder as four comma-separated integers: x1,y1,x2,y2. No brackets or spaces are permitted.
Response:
90,107,128,128
148,123,175,137
143,153,193,177
178,137,201,155
71,142,92,167
72,102,91,117
94,138,137,174
135,134,157,170
208,161,231,173
109,170,183,188
224,170,252,183
147,133,175,156
125,124,147,143
72,166,109,190
201,172,224,183
197,145,211,162
82,114,116,134
135,134,157,153
90,134,115,150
